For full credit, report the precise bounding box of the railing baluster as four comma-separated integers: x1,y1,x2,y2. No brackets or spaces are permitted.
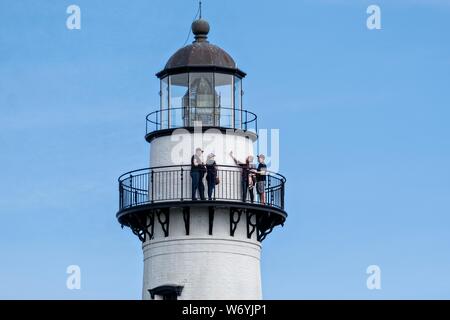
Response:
129,174,133,207
151,170,154,203
180,167,184,201
119,183,123,209
268,176,272,206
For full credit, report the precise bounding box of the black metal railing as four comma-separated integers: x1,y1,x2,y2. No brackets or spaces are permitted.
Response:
118,165,285,212
146,107,258,134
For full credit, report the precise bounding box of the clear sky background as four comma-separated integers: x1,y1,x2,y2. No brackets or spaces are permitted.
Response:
0,0,449,299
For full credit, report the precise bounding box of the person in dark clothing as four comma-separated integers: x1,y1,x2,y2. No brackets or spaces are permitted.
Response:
191,147,206,200
255,154,267,204
229,151,255,203
205,153,218,200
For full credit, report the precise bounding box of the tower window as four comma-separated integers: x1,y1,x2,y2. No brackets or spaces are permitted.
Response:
148,285,184,300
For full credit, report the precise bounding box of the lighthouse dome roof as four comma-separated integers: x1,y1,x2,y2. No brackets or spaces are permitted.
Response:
157,19,245,78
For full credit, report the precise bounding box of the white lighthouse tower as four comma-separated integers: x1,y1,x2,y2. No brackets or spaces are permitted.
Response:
117,17,287,300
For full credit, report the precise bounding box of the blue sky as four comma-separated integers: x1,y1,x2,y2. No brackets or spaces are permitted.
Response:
0,0,449,299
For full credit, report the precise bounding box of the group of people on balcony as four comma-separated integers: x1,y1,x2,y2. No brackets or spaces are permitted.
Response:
190,148,267,204
190,148,218,201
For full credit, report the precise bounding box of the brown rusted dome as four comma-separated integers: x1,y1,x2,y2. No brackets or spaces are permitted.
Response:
164,43,236,70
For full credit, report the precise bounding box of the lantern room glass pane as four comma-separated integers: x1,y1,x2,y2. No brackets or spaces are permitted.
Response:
169,73,189,128
215,73,233,127
187,72,216,126
234,76,242,129
160,76,169,129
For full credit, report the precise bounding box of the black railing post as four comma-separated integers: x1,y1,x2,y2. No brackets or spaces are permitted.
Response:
244,111,247,131
129,174,133,207
151,170,154,203
281,180,285,209
119,183,123,210
268,176,273,206
180,167,184,201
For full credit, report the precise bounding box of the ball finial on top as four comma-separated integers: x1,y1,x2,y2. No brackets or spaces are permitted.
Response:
192,19,210,42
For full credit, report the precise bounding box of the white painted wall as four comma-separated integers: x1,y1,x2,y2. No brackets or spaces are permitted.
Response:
142,207,262,300
150,129,255,167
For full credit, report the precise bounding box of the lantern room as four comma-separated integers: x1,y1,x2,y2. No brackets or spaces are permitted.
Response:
154,19,247,130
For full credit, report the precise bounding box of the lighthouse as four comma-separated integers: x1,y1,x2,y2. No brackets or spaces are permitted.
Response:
117,17,287,300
